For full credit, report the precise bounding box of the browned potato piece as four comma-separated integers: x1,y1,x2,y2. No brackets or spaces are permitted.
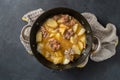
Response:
63,58,70,64
70,37,74,44
80,34,86,48
53,57,63,64
37,43,43,53
72,45,81,55
59,24,68,28
59,24,68,33
36,31,42,42
45,51,51,58
45,25,54,32
73,35,78,44
45,24,57,34
49,33,55,37
45,27,57,35
52,51,63,64
70,35,78,44
46,18,58,28
55,33,61,40
78,28,85,36
54,51,63,57
78,41,84,51
57,18,64,23
73,24,78,32
59,27,66,35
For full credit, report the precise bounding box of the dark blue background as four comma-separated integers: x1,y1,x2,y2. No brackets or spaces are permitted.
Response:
0,0,120,80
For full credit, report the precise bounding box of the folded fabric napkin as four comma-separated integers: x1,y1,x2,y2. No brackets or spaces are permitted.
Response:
20,8,118,68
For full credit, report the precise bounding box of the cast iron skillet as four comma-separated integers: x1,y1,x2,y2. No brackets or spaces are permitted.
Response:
30,7,92,70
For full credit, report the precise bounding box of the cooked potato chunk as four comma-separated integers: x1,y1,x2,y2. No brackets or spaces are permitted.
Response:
57,19,64,23
53,57,63,64
55,33,61,40
53,51,63,64
36,32,42,42
80,34,86,48
70,37,74,44
51,30,57,33
45,51,51,58
59,24,69,36
59,27,66,35
73,24,78,32
78,28,85,36
54,51,63,57
45,26,53,32
63,58,70,64
73,35,78,44
70,35,78,44
46,18,58,28
72,45,81,55
78,41,84,51
37,43,43,52
59,24,68,28
49,33,55,37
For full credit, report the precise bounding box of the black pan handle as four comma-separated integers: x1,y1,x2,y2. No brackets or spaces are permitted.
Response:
21,24,33,55
21,24,31,43
91,36,101,54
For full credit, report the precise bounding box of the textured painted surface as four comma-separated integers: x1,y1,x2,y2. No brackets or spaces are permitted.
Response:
0,0,120,80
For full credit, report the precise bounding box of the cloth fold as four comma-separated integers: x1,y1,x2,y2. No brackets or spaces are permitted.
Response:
82,13,118,62
20,8,118,68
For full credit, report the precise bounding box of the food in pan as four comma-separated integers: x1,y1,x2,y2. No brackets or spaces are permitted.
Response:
36,14,86,64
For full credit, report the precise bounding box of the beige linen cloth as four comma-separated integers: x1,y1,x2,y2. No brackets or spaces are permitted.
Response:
20,8,118,68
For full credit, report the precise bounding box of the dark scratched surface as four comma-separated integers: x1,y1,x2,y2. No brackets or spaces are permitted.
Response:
0,0,120,80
